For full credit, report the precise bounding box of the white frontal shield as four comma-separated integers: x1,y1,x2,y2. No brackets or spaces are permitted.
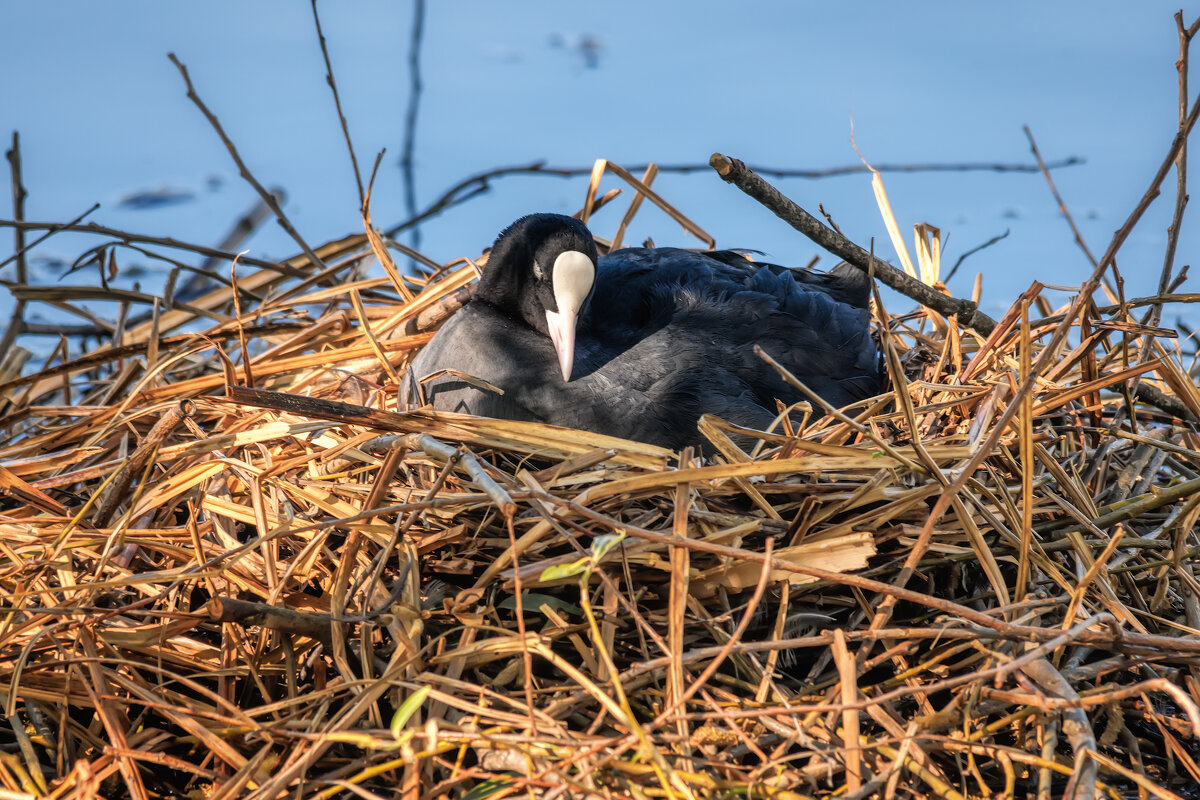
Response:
543,250,595,381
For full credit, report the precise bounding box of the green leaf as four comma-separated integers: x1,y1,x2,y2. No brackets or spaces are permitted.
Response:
590,530,627,561
462,776,516,800
539,558,589,582
497,592,582,616
390,685,431,737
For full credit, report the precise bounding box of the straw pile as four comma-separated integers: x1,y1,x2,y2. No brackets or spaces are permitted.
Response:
4,116,1200,800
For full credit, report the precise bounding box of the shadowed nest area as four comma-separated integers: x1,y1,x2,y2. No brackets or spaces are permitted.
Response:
4,20,1200,800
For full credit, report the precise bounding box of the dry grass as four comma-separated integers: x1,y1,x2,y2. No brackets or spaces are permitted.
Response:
2,152,1200,800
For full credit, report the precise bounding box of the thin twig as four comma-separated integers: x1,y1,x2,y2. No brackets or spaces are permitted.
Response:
382,156,1084,237
4,133,27,286
179,191,282,298
1095,84,1200,274
883,55,1200,628
167,53,328,276
399,0,426,256
1024,126,1099,268
0,203,99,273
1030,292,1200,326
0,132,29,357
1144,10,1193,329
943,228,1010,283
0,219,306,279
310,0,364,205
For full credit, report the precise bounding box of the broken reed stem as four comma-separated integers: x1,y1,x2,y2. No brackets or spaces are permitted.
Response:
832,629,862,792
95,401,192,526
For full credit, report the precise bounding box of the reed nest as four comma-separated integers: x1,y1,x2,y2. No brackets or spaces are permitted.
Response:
4,153,1200,800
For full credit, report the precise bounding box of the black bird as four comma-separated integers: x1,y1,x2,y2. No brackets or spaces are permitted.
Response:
403,213,882,450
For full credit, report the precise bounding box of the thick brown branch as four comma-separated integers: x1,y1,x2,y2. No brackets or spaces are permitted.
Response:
204,597,335,645
709,153,999,336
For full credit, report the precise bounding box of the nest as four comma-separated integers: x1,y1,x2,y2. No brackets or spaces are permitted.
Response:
2,151,1200,800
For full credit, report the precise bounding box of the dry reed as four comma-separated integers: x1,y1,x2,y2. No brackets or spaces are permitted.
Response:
3,14,1200,798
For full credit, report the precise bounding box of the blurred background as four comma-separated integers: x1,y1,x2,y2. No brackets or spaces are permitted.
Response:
2,1,1197,353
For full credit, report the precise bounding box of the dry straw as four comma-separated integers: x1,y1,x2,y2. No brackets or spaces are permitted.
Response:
3,15,1200,799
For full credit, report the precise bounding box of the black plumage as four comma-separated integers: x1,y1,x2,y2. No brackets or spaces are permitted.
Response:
402,213,883,450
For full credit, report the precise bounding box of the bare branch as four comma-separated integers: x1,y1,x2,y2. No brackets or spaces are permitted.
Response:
1095,80,1200,273
943,228,1010,283
711,152,1200,426
0,219,306,279
310,0,364,205
1024,125,1099,268
383,157,1084,238
399,0,426,255
1146,10,1194,329
1,132,29,357
167,53,328,276
709,152,999,336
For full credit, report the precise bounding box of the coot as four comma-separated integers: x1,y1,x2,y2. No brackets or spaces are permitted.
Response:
402,213,882,449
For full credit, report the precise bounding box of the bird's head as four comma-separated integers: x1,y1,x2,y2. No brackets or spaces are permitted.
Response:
475,213,598,381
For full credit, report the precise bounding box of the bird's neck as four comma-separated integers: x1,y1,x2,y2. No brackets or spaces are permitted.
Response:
476,227,524,299
475,248,549,337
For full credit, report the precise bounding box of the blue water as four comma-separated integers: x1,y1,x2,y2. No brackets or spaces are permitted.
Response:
2,1,1197,358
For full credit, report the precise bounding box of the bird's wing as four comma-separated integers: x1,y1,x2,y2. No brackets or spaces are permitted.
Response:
594,249,881,410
